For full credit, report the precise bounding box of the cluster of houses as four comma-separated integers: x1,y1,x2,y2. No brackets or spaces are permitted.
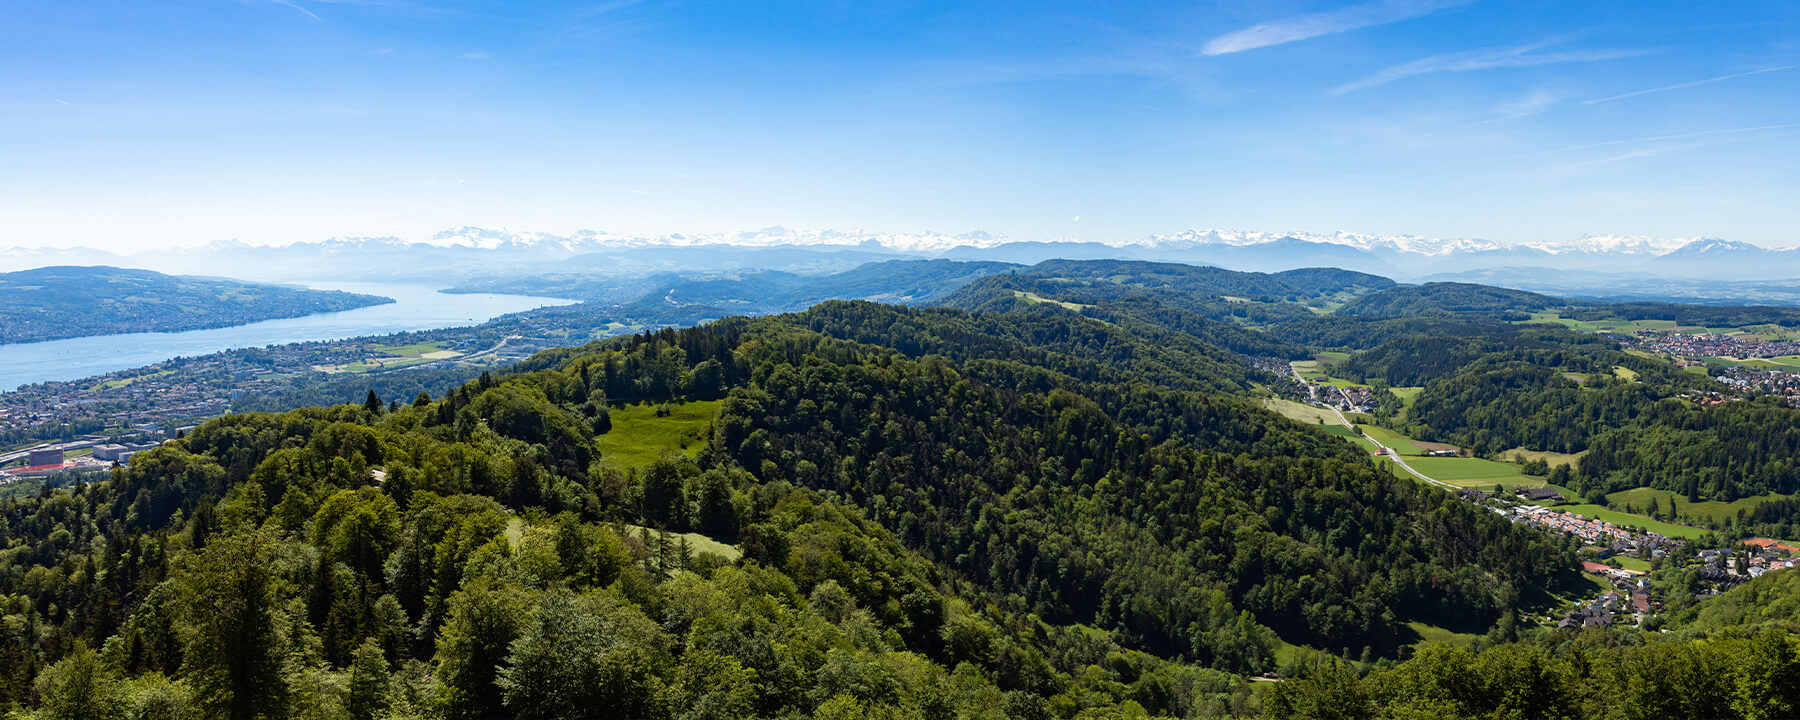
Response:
1559,569,1656,629
1718,367,1800,405
1626,332,1800,359
1697,539,1800,583
1503,501,1677,551
1326,384,1376,414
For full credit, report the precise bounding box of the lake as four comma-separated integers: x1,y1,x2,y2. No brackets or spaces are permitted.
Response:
0,282,576,390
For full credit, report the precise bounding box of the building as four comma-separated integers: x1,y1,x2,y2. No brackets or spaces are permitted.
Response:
1518,487,1565,502
92,442,158,462
26,448,63,466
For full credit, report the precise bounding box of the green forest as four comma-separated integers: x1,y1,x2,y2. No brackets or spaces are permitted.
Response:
7,261,1800,718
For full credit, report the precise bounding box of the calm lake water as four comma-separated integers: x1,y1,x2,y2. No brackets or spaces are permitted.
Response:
0,282,576,390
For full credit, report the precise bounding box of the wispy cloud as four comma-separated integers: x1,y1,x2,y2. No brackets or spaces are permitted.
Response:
1581,65,1794,105
1202,0,1472,56
1331,39,1650,95
270,0,320,21
1532,122,1800,155
460,51,490,60
1472,88,1559,124
50,98,70,105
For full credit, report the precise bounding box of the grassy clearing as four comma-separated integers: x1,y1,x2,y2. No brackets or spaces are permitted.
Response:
1522,313,1684,334
1716,355,1800,370
1606,487,1791,526
1389,386,1423,407
1405,621,1481,650
1262,398,1343,426
88,370,174,392
595,400,722,470
622,524,742,562
1011,290,1091,311
1499,447,1586,468
313,340,464,374
373,341,442,355
1612,365,1640,381
1555,504,1707,540
1356,425,1425,455
1319,424,1382,453
1614,556,1652,572
1404,456,1536,486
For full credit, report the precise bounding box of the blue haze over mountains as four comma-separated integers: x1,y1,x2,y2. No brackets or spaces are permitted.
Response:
6,227,1800,305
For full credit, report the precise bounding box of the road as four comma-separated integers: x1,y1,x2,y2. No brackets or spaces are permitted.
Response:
1289,362,1458,490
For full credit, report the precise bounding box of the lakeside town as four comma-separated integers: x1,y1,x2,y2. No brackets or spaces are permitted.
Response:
0,303,644,457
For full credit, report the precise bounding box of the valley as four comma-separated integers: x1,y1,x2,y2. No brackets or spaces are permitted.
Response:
7,257,1800,718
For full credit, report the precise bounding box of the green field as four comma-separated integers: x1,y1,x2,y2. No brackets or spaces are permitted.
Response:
1522,312,1680,334
1403,456,1536,487
373,341,443,355
1614,556,1652,573
1262,398,1342,426
1499,447,1586,468
1389,386,1423,407
1555,503,1707,540
623,523,742,562
1405,621,1481,651
1319,424,1382,453
88,369,174,392
1356,424,1425,455
595,400,722,470
1606,487,1792,526
1714,355,1800,370
314,340,463,374
1612,365,1640,381
1011,290,1091,311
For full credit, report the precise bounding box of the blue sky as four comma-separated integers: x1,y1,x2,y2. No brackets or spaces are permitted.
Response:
2,0,1797,251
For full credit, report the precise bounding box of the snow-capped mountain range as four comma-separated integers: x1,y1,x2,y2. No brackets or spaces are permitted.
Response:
3,227,1795,283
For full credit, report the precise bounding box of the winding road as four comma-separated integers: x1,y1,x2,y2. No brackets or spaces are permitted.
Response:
1290,364,1458,490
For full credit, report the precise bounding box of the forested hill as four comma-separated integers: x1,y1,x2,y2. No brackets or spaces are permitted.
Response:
0,265,391,344
1335,282,1562,320
0,298,1576,718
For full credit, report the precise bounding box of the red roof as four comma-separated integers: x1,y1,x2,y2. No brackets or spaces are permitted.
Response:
7,462,71,473
1581,561,1612,574
1745,538,1781,548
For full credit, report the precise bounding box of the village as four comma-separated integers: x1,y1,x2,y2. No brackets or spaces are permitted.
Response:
1266,354,1800,634
0,319,589,454
1622,330,1800,360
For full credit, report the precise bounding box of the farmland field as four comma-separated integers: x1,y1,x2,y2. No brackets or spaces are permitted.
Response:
1521,313,1681,334
1357,424,1425,455
1499,447,1586,468
1402,456,1536,487
1713,355,1800,370
1263,398,1341,426
1319,423,1382,453
1011,290,1091,311
311,340,462,374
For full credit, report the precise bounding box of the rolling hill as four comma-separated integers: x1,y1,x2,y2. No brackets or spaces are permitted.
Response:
0,265,391,344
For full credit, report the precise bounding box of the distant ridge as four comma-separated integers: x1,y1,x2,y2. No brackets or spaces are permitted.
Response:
4,226,1797,284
